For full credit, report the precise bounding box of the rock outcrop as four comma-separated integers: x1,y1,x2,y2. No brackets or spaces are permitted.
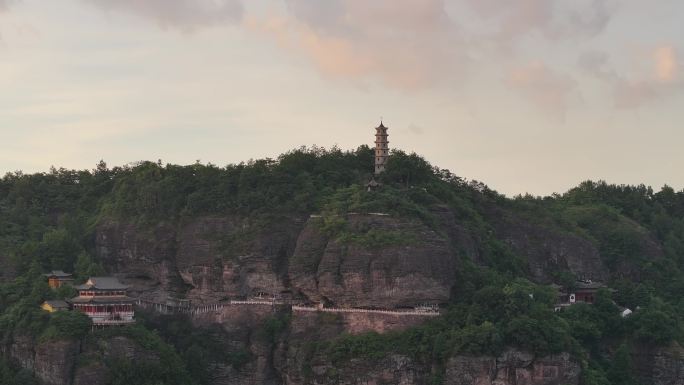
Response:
299,354,428,385
445,350,581,385
96,215,305,304
486,207,608,283
96,220,181,300
33,339,80,385
633,344,684,385
95,213,460,308
289,214,456,308
282,343,581,385
3,335,164,385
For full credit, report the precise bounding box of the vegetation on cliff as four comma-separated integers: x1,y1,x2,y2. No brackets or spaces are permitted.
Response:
0,356,37,385
1,146,684,384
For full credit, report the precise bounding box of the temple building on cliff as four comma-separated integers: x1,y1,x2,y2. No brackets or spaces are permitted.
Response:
43,270,74,289
41,300,69,313
553,280,609,311
70,277,135,326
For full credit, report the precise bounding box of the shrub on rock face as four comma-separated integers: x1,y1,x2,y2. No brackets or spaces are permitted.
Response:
631,306,678,345
504,315,575,355
53,284,77,300
453,321,503,355
607,344,638,385
581,361,611,385
1,358,38,385
41,310,91,341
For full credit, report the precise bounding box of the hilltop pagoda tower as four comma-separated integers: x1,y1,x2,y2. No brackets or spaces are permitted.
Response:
374,121,389,174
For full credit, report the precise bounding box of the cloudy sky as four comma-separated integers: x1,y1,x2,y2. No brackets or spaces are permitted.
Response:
0,0,682,196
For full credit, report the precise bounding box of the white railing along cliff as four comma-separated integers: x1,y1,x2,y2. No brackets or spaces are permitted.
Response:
135,299,440,317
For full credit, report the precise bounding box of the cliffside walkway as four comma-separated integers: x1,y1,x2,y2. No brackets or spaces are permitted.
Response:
291,305,440,317
134,299,440,317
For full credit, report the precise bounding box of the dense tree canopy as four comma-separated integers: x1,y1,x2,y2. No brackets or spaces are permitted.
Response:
1,147,684,385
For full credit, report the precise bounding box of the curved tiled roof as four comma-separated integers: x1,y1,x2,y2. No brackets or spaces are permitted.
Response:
69,296,134,304
74,277,128,290
44,300,69,308
43,270,73,278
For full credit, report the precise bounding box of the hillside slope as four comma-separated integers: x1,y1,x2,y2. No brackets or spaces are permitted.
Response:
1,147,683,385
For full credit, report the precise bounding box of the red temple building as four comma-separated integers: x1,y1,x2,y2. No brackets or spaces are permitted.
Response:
571,281,606,303
554,280,608,311
70,277,135,326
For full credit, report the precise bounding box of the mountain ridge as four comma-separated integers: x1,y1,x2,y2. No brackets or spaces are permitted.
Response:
1,146,683,385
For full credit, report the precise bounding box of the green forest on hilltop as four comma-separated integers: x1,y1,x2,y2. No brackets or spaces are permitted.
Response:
1,145,684,384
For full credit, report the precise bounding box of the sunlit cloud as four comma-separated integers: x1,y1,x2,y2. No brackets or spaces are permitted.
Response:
507,61,577,118
463,0,613,44
580,46,682,109
249,0,467,90
246,0,617,93
655,45,677,83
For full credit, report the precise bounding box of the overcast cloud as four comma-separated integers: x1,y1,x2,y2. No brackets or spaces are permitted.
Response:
82,0,243,30
0,0,683,196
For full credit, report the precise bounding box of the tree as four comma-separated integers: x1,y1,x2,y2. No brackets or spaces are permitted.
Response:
632,306,677,345
74,252,104,281
582,361,611,385
381,151,434,187
35,229,82,271
633,285,652,307
44,310,92,340
607,343,638,385
54,284,76,300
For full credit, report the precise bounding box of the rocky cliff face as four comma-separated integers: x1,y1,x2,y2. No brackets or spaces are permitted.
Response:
33,339,80,385
95,207,641,308
282,347,581,385
270,304,583,385
191,305,283,385
96,215,305,304
445,350,580,385
633,344,684,385
96,220,182,300
28,209,668,385
289,214,456,308
487,207,608,283
3,335,162,385
484,205,665,283
289,354,428,385
9,317,684,385
96,213,462,308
